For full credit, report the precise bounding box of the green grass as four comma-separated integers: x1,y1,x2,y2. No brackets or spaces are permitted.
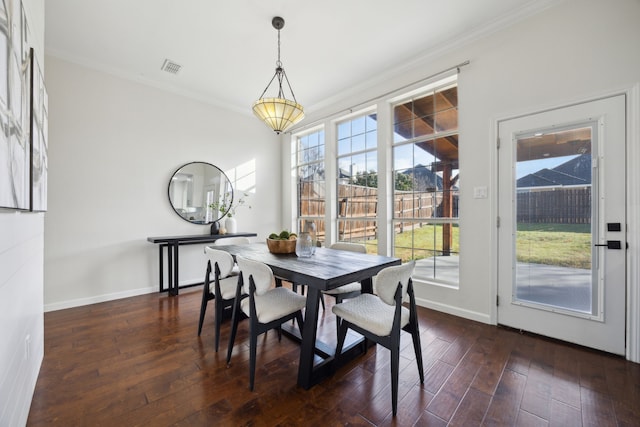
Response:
392,224,459,263
516,223,590,234
366,223,591,269
516,223,591,269
363,222,591,269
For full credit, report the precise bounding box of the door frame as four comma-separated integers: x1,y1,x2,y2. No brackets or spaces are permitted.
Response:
490,86,640,363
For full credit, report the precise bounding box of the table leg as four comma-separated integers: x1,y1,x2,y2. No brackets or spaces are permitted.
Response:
298,285,320,389
361,277,373,294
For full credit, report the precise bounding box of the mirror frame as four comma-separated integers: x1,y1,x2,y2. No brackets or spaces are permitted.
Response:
167,162,234,225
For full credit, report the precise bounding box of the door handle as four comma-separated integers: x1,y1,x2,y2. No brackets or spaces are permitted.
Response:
594,240,622,250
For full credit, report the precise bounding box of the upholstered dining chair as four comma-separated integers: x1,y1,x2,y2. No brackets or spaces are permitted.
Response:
226,255,306,391
332,260,423,416
212,236,251,246
321,242,368,334
214,235,291,289
323,242,367,301
198,247,243,353
212,236,251,275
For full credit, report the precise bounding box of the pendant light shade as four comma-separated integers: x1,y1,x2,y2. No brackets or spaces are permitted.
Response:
253,17,304,134
252,97,304,134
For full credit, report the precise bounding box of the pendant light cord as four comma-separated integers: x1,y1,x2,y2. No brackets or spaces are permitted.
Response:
276,28,282,68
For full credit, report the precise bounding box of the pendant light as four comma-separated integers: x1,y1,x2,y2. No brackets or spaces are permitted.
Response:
252,16,304,134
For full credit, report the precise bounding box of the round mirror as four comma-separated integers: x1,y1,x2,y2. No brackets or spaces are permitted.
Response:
167,162,233,224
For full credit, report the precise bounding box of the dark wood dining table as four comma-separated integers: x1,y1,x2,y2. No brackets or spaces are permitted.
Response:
212,242,401,389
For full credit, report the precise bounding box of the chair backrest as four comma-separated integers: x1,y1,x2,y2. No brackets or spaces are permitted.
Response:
204,247,235,278
375,260,416,305
213,236,251,246
330,242,367,254
236,255,274,296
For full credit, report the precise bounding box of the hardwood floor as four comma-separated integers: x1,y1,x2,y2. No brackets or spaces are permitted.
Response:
28,286,640,426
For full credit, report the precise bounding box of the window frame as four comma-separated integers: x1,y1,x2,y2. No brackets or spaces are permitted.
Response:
290,74,460,288
391,80,460,287
335,110,379,252
294,128,326,242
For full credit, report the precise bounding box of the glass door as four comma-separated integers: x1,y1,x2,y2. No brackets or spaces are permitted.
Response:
497,96,626,355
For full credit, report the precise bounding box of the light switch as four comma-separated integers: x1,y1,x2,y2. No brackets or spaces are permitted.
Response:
473,186,488,199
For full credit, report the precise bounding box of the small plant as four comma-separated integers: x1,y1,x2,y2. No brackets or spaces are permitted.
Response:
209,192,251,218
268,230,297,240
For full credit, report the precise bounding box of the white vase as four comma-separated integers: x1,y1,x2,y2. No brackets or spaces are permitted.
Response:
225,217,237,234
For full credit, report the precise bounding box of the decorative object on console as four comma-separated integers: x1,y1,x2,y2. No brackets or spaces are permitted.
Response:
210,221,220,235
210,191,249,234
252,16,304,134
225,216,237,234
210,191,250,217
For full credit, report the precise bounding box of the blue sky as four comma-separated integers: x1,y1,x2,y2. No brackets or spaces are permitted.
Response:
516,155,578,179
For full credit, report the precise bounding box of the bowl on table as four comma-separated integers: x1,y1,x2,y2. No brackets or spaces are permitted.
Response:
266,238,296,254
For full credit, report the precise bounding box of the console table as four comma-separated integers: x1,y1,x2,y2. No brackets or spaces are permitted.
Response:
147,232,257,295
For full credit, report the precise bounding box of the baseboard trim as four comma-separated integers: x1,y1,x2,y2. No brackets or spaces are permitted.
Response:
415,296,492,325
44,286,155,312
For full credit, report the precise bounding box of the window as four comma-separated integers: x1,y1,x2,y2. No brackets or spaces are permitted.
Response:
392,82,459,285
295,129,325,242
290,75,459,287
336,113,378,253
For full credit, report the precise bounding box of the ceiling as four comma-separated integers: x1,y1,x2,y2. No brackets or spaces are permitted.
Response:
44,1,555,117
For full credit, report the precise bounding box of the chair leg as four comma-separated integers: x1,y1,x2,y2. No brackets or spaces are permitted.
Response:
411,328,424,383
391,346,400,416
197,289,209,336
334,294,343,338
226,303,240,365
214,301,224,352
295,312,304,337
249,324,258,391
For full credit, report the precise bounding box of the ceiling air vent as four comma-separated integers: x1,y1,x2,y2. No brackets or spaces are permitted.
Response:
161,59,181,74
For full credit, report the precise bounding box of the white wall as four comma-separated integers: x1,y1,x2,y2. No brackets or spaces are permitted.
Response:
0,1,45,425
43,56,280,310
294,0,640,330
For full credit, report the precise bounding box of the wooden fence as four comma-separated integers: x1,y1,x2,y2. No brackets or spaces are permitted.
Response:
300,182,459,240
517,187,591,224
299,182,591,240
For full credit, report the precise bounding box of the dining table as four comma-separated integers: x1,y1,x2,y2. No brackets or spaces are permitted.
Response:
212,242,401,389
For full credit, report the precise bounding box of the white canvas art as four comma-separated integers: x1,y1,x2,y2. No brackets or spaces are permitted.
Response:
0,121,28,209
30,50,46,211
0,0,39,211
0,50,30,209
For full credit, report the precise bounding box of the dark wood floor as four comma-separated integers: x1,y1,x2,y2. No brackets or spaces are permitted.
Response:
28,286,640,426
